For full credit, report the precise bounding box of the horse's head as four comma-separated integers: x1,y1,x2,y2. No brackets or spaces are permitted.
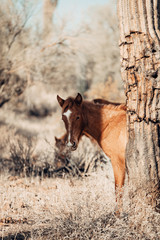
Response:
57,93,84,151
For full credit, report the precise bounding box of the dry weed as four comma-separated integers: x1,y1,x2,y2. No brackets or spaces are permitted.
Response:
0,170,159,239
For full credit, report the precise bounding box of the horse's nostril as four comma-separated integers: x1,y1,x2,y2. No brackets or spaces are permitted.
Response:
67,141,77,149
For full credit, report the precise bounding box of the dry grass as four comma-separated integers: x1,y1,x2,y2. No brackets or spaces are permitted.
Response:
1,171,160,239
0,172,114,239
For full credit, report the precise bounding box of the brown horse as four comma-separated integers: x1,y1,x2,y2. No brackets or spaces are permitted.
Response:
57,93,127,209
55,133,68,152
93,98,126,110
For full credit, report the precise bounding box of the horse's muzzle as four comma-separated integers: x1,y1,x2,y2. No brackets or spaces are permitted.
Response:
71,141,77,151
67,141,77,151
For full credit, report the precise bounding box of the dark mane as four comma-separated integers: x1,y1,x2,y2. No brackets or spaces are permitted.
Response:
93,98,126,111
62,96,126,111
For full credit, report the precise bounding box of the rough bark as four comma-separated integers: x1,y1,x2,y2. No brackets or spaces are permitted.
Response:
118,0,160,211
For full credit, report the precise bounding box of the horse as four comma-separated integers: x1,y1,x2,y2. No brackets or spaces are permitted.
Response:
55,98,126,151
93,98,126,110
57,93,127,212
55,133,68,152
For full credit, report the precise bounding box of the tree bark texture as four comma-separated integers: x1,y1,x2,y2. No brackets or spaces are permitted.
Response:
118,0,160,211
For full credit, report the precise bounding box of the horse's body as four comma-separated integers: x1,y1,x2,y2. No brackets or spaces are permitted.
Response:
57,93,127,209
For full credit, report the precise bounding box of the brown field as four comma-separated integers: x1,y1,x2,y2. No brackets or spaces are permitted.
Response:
1,168,159,239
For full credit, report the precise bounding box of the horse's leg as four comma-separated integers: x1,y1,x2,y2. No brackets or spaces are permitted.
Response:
111,158,125,215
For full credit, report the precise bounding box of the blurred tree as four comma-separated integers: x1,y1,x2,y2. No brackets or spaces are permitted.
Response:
0,0,31,107
0,1,123,108
118,0,160,212
43,0,58,39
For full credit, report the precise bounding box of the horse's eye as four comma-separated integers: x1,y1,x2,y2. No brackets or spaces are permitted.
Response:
76,116,80,120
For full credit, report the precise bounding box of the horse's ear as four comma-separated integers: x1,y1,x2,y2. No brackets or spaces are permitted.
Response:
75,93,82,105
57,95,64,107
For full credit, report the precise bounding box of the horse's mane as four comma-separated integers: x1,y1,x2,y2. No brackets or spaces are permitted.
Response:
65,97,126,111
93,98,126,111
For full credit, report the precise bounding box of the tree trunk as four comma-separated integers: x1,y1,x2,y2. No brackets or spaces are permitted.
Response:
43,0,58,39
118,0,160,212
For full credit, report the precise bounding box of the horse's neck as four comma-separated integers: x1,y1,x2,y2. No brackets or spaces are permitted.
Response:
82,102,104,141
82,101,124,142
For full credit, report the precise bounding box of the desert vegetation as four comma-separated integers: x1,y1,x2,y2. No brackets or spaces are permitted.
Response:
0,0,159,239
